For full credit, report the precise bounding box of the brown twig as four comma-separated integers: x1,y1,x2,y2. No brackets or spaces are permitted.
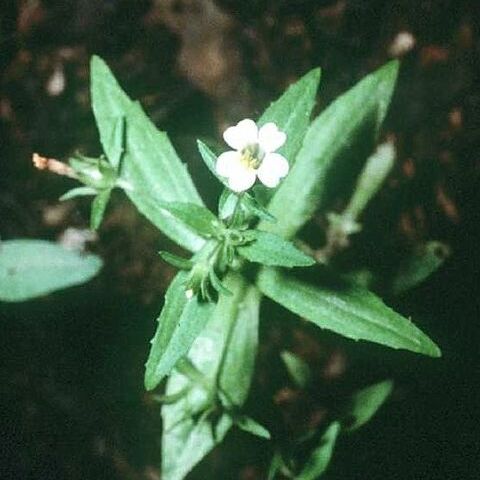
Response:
32,153,77,179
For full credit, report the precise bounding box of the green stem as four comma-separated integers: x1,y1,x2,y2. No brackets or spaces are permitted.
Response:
212,278,247,404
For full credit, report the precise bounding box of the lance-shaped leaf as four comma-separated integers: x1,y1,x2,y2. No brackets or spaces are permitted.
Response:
263,61,399,239
259,67,321,166
60,186,97,200
392,241,450,295
343,140,396,221
238,231,315,268
234,415,271,439
297,422,341,480
256,267,441,357
162,274,261,480
156,201,221,239
343,380,393,432
255,68,321,205
90,55,205,252
144,271,215,391
159,251,194,270
281,350,311,388
0,239,102,302
90,189,111,230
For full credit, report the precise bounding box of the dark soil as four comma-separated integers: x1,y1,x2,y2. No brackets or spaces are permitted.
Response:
1,1,479,479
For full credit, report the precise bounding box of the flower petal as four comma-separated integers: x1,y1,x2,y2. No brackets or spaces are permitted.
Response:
223,119,258,151
257,153,289,188
227,167,257,192
216,151,241,178
258,122,286,153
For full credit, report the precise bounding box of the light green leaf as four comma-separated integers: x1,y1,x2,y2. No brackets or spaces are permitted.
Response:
144,272,215,391
258,68,321,169
234,415,271,439
263,61,399,239
90,189,111,230
268,452,294,480
267,452,284,480
157,201,221,239
90,55,205,252
297,422,340,480
238,231,315,268
256,267,441,357
218,189,237,219
255,68,321,204
343,380,393,432
281,350,311,388
162,273,260,480
344,140,396,220
392,241,450,295
242,194,276,223
59,186,97,201
159,251,194,270
0,239,102,302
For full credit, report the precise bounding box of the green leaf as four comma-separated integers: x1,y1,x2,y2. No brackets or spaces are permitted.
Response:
255,68,321,204
159,251,194,270
162,274,261,480
234,415,271,439
297,422,340,480
90,55,205,252
157,201,221,239
238,231,315,268
218,189,237,219
259,68,321,169
242,193,276,223
268,452,294,480
256,267,441,357
344,140,396,220
144,271,215,391
263,61,399,239
59,186,97,201
343,380,393,432
90,189,111,230
392,241,450,295
0,239,102,302
281,350,311,388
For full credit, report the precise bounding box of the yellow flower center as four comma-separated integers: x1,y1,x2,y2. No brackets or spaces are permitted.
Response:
240,144,263,170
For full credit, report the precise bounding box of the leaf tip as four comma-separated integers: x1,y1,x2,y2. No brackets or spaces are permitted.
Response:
416,334,441,358
311,66,322,82
90,54,106,72
380,58,400,81
427,342,442,358
144,371,157,391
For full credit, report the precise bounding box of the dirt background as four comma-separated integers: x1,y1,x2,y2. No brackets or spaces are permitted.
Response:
1,1,479,479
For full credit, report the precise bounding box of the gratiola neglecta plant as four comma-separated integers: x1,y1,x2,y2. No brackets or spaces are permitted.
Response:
24,55,443,480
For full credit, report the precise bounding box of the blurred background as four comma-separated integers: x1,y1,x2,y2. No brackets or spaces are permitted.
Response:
0,1,479,479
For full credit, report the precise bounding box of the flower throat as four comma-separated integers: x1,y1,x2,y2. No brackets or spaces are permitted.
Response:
240,144,264,169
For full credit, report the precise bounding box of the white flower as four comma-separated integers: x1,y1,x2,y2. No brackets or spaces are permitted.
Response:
216,119,289,192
